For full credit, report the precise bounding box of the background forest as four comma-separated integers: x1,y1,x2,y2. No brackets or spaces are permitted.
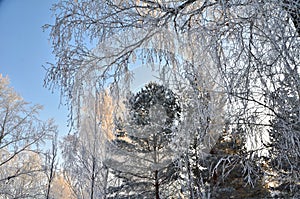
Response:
1,0,300,198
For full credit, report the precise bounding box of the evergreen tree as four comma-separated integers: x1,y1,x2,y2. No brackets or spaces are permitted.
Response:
106,82,181,199
206,127,270,199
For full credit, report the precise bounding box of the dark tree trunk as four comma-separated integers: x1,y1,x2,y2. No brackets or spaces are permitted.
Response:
155,170,160,199
91,156,96,199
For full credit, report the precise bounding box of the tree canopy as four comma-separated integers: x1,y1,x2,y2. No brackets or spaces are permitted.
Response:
45,0,300,198
0,74,59,198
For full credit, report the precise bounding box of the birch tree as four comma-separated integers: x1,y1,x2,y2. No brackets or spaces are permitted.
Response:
60,89,113,198
45,132,58,199
0,74,58,198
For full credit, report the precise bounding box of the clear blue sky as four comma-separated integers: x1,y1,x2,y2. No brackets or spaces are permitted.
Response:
0,0,69,136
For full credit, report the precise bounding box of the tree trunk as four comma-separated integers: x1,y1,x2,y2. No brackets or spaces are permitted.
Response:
154,134,160,199
91,156,96,199
155,170,160,199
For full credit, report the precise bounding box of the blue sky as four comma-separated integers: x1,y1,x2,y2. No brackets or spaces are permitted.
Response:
0,0,69,136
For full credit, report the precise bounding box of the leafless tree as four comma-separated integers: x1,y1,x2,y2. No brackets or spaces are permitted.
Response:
0,74,59,198
45,132,58,199
60,88,111,199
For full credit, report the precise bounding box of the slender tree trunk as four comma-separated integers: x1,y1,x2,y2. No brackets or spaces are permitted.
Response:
153,134,160,199
91,156,96,199
155,170,159,199
46,135,57,199
91,88,97,199
46,162,54,199
184,151,195,199
102,166,109,199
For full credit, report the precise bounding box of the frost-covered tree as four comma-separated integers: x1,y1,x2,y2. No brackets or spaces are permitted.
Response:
106,82,181,199
169,69,225,198
0,74,58,198
45,0,300,196
266,71,300,197
60,90,111,199
45,132,59,199
204,127,270,199
48,172,76,199
0,150,46,198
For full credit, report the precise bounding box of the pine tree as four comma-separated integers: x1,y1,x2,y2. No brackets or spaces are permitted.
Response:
106,82,181,199
207,127,270,199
